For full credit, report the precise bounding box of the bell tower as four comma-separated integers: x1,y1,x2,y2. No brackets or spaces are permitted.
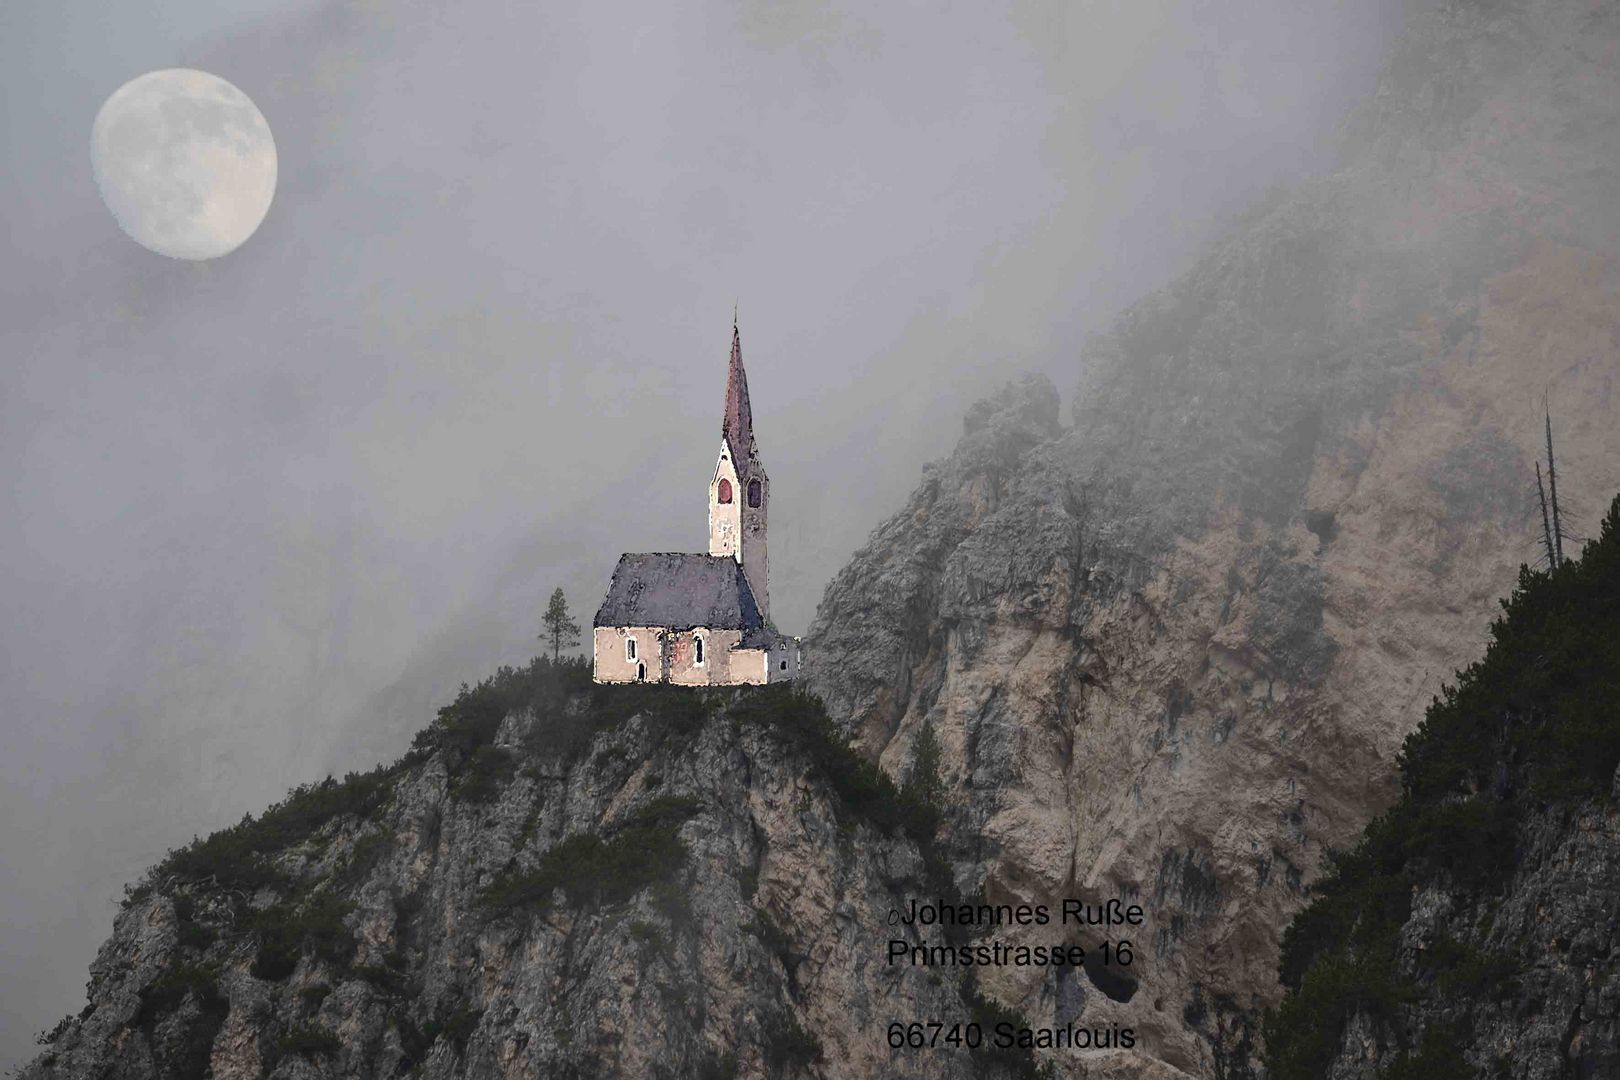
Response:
708,320,769,619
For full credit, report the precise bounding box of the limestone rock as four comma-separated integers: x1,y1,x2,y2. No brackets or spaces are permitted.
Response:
22,682,1036,1080
805,0,1620,1074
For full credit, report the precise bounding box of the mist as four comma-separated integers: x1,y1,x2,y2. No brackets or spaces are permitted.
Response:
0,0,1408,1065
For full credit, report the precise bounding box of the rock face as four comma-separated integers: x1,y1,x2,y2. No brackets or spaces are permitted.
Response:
805,0,1620,1074
1319,791,1620,1080
20,673,1034,1080
1267,502,1620,1078
23,2,1620,1078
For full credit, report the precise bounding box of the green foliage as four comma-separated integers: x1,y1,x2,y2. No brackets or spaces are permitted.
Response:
270,1024,341,1061
759,1010,823,1073
1399,495,1620,806
1377,1026,1474,1080
412,666,537,758
136,962,224,1027
399,1006,486,1064
541,587,583,661
352,959,413,997
143,765,402,894
482,796,700,914
342,829,395,883
1264,953,1411,1080
246,892,355,981
583,678,720,737
413,656,717,774
35,1014,74,1046
1426,937,1517,1001
297,983,332,1009
737,860,760,900
1267,495,1620,1078
452,745,516,803
746,912,802,980
433,1006,485,1053
901,719,945,836
964,985,1043,1078
731,687,937,842
696,1050,740,1080
172,894,217,951
135,961,230,1080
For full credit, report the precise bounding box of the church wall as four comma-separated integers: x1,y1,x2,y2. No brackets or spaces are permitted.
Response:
765,638,801,683
592,626,666,684
667,628,743,686
730,648,770,685
740,470,768,620
708,449,741,561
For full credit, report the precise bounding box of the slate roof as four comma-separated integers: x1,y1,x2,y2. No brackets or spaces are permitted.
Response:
594,553,764,631
740,626,795,651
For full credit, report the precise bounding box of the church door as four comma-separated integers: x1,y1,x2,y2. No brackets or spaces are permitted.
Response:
637,662,647,682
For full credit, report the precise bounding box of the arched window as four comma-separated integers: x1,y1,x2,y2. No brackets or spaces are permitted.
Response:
747,479,762,508
694,635,705,665
718,479,733,504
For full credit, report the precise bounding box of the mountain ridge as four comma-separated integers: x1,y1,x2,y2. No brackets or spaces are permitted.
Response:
803,0,1620,1072
22,669,1043,1080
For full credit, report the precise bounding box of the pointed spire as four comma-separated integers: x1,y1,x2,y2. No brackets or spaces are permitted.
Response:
722,318,755,460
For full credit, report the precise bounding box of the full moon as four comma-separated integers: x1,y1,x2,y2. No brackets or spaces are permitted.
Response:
91,69,277,260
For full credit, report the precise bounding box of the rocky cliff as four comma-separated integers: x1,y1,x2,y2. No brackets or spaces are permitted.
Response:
21,670,1035,1080
804,0,1620,1074
1267,497,1620,1079
23,1,1620,1078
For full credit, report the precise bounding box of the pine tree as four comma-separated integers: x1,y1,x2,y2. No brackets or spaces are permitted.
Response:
540,587,581,662
906,721,944,812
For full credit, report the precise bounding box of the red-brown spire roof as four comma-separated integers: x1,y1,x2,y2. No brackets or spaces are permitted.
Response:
722,320,755,459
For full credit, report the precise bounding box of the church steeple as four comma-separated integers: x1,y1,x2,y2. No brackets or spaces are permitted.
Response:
709,317,769,620
721,319,755,461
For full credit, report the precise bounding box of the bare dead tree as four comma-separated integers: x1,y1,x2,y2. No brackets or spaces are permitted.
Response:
1536,461,1558,569
1545,401,1566,568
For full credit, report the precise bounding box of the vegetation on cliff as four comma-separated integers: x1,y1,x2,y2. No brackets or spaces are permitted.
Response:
1265,495,1620,1078
37,657,1041,1079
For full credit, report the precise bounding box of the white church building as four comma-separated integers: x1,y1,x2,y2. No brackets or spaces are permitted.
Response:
591,323,800,685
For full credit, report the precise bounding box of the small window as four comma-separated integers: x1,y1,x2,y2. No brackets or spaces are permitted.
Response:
718,479,733,504
779,659,788,671
694,635,705,665
626,637,637,661
747,479,761,508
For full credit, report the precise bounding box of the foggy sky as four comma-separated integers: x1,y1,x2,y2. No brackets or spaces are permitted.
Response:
0,0,1408,1065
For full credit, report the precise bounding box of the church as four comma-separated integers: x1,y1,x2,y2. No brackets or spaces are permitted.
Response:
591,322,801,685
